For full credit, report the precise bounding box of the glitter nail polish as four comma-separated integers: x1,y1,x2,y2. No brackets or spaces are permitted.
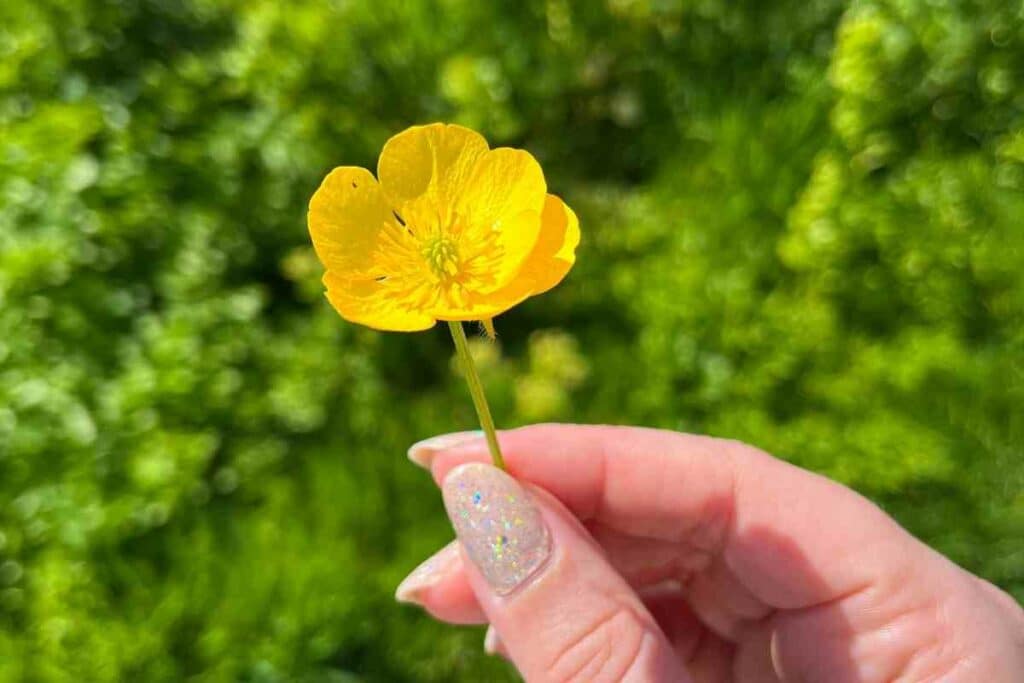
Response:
441,463,551,596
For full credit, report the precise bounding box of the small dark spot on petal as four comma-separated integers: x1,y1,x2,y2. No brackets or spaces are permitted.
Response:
352,181,358,188
392,210,406,226
375,275,388,282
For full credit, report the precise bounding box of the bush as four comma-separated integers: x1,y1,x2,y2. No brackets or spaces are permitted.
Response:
1,0,1021,679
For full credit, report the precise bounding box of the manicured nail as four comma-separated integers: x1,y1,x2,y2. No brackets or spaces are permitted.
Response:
484,625,505,657
395,541,461,605
408,431,484,468
442,463,550,595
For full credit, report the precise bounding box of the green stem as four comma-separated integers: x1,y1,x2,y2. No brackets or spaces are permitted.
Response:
447,320,506,470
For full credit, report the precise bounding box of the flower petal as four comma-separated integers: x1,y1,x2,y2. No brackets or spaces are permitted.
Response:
323,272,436,332
307,166,399,278
487,194,580,303
428,295,518,322
377,123,489,208
458,147,547,228
524,193,580,295
456,148,547,292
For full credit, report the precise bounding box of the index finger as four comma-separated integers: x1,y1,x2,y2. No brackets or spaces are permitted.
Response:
420,423,921,610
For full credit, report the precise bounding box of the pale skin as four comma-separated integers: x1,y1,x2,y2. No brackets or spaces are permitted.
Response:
401,424,1024,682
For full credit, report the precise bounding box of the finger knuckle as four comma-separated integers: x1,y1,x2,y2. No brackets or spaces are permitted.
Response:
545,606,650,683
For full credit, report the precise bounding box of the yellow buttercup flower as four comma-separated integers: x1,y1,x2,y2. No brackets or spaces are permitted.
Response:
307,123,579,331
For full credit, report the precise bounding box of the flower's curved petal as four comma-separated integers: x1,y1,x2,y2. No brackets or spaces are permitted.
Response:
524,193,580,296
323,272,436,332
308,166,400,277
459,207,544,294
377,123,489,209
480,194,579,305
428,290,522,322
456,148,547,292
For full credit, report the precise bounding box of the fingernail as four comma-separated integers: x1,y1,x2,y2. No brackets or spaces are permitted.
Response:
442,463,550,596
408,431,483,468
484,625,505,657
395,541,461,605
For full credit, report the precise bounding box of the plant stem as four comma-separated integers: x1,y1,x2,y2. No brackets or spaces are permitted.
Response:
447,320,506,470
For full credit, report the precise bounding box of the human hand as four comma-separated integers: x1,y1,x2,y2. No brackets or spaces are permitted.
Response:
396,425,1024,682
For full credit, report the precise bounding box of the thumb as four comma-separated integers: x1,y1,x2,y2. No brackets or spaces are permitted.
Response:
441,463,689,682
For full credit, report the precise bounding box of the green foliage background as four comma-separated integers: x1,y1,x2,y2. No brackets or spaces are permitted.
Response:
2,0,1022,679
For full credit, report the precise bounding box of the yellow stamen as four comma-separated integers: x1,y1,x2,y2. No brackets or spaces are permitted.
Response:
422,236,460,279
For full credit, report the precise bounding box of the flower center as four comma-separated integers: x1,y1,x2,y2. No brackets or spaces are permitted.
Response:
419,235,460,278
422,236,460,279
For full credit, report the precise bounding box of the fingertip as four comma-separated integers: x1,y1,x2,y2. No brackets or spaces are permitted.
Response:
394,541,488,624
428,424,601,487
394,541,457,603
429,441,494,485
408,430,485,469
483,625,507,658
